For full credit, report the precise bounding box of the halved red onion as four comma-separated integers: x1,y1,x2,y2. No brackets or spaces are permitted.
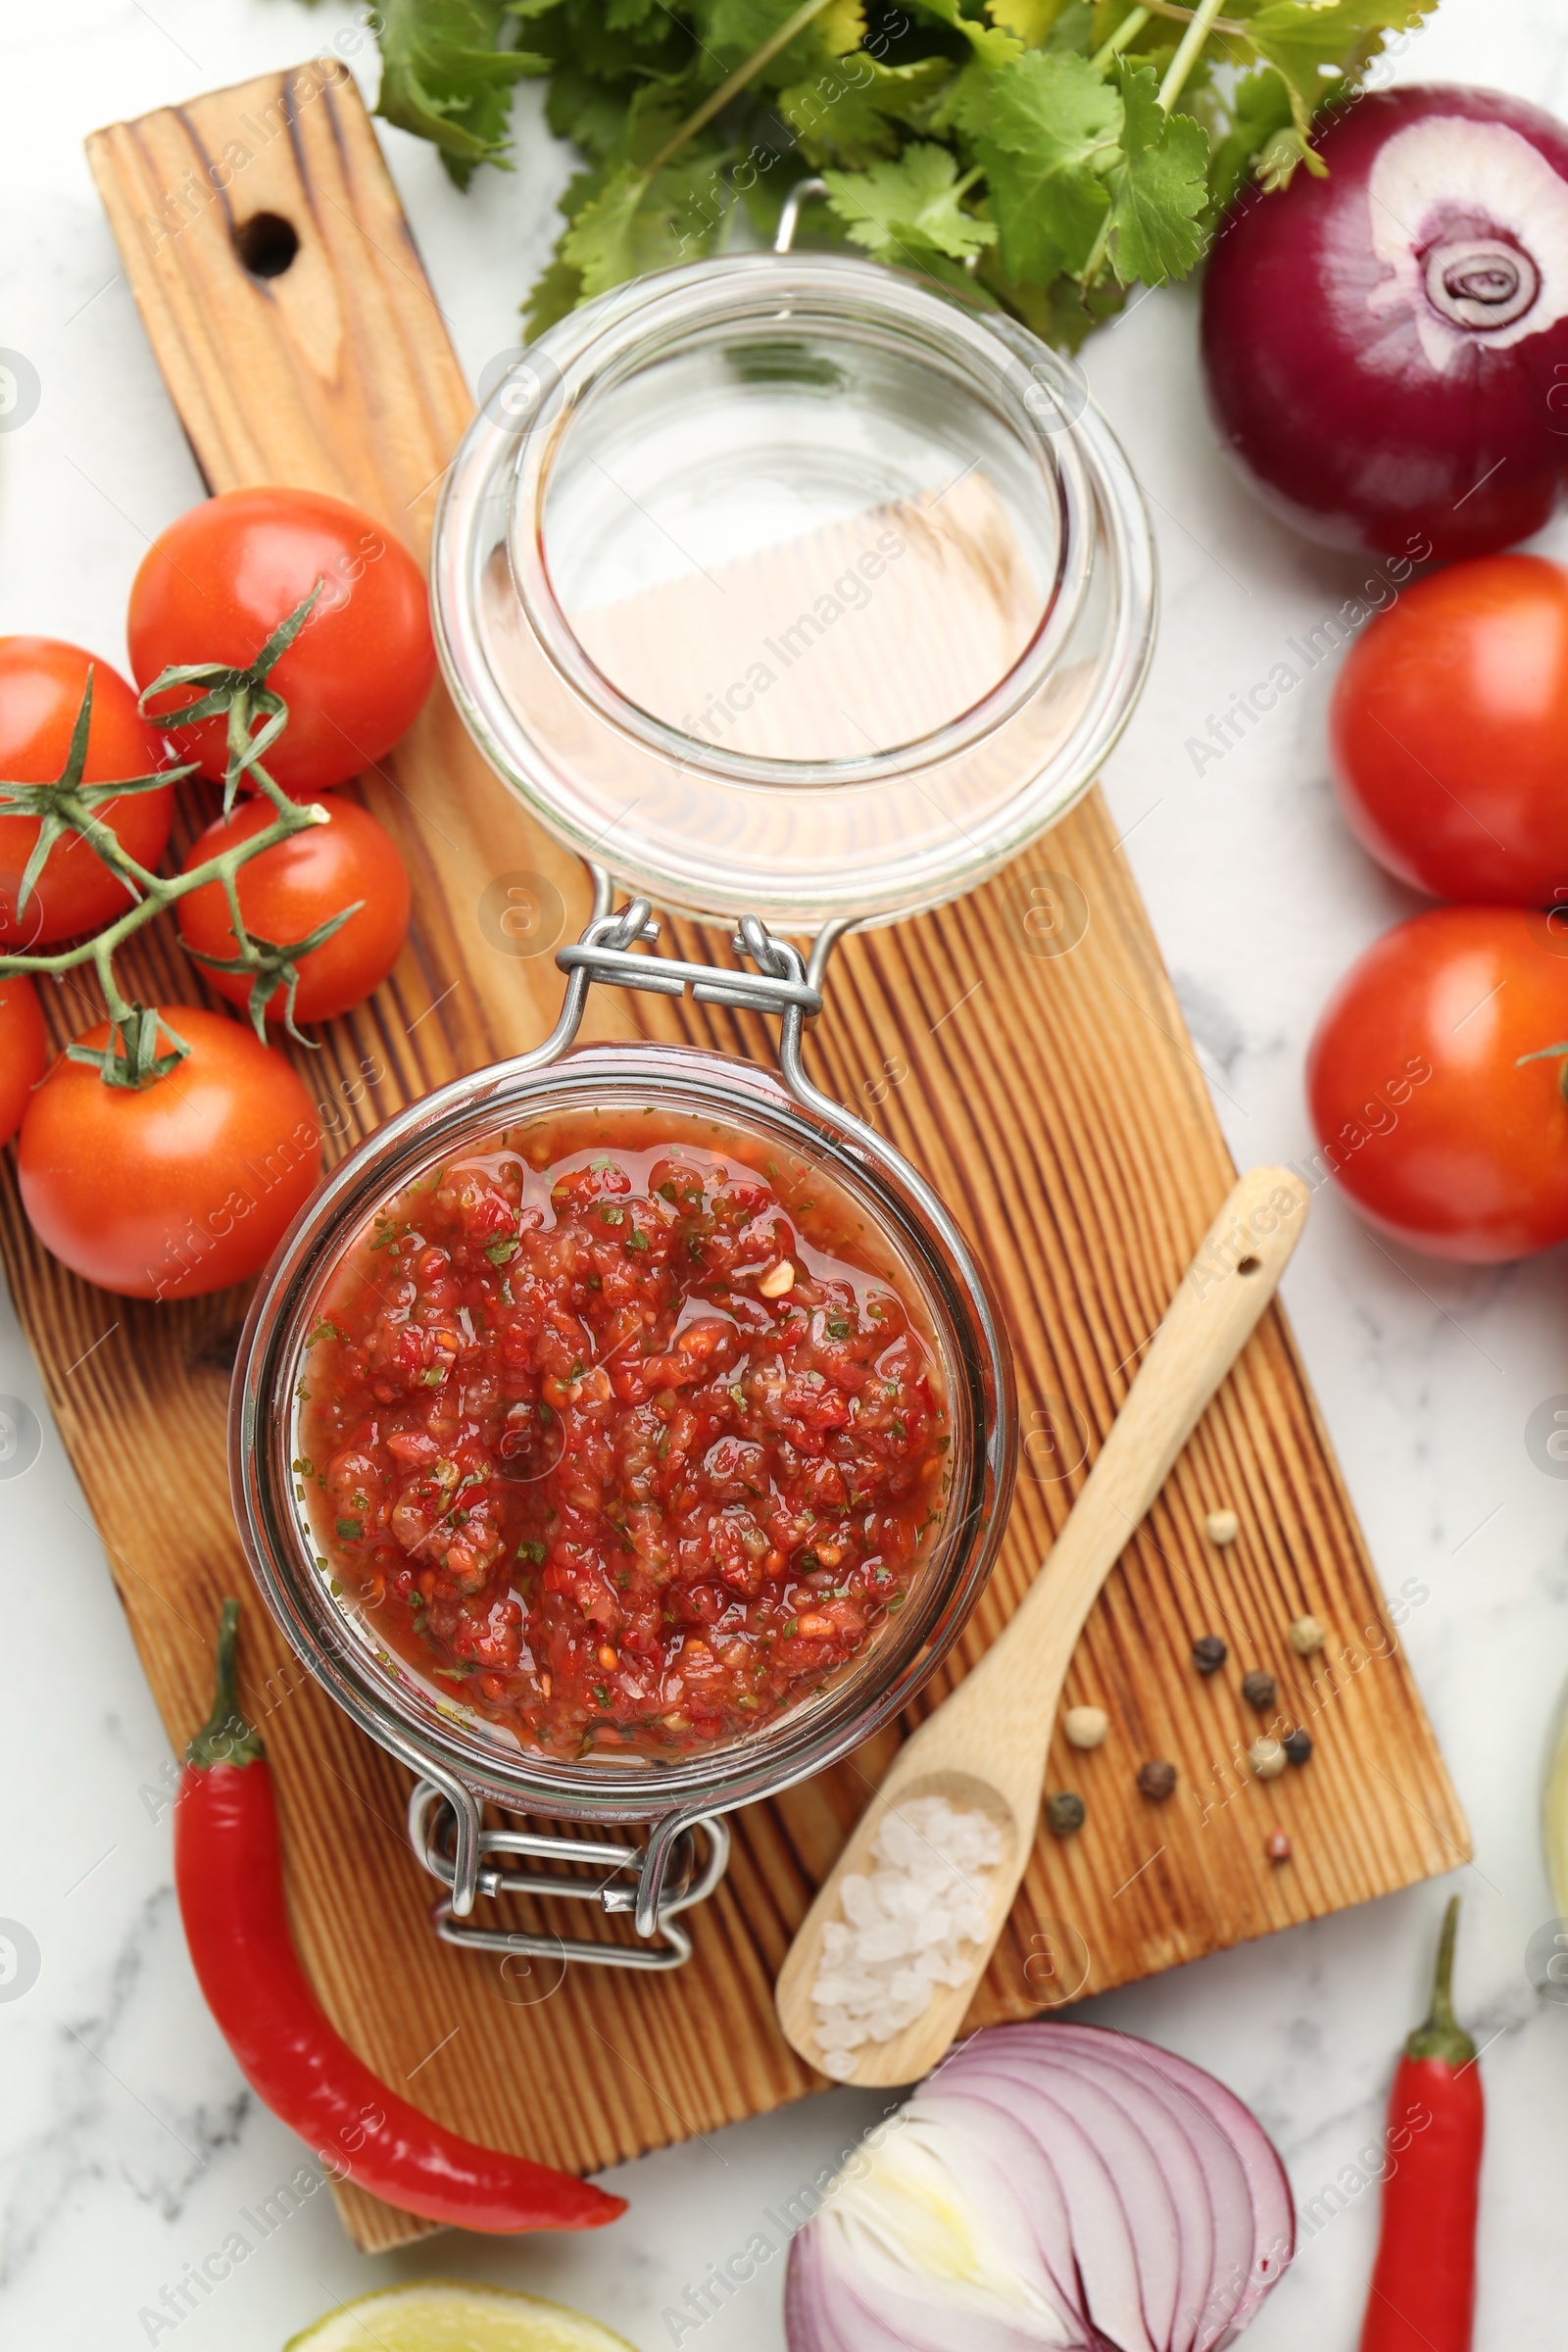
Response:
1201,86,1568,561
784,2022,1293,2352
982,2036,1218,2350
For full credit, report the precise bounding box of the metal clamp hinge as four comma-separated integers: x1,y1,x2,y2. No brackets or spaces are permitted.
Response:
409,1783,730,1973
558,898,823,1018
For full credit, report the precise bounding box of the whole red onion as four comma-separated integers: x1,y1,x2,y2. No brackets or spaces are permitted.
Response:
1201,85,1568,561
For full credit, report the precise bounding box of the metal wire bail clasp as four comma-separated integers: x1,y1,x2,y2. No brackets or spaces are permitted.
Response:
408,1784,731,1973
519,863,853,1107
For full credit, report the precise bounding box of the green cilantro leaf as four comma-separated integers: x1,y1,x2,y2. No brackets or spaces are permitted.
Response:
703,0,865,69
907,0,1021,67
563,156,727,297
780,55,956,168
374,0,548,185
1206,66,1309,216
822,144,997,269
1103,61,1209,288
1245,0,1437,136
958,48,1119,282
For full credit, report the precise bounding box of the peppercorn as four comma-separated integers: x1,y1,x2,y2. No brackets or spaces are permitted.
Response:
1242,1670,1277,1711
1289,1614,1326,1656
1046,1790,1086,1836
1250,1737,1287,1780
1264,1828,1292,1865
1205,1508,1240,1545
1191,1634,1228,1675
1137,1758,1177,1801
1063,1705,1109,1749
1282,1727,1313,1766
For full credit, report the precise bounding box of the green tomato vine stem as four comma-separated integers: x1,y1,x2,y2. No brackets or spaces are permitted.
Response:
0,581,339,1088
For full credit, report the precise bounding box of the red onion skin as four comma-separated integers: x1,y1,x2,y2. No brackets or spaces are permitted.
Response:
1201,86,1568,562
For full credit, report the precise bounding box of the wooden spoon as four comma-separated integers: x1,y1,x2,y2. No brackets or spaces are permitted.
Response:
774,1163,1311,2085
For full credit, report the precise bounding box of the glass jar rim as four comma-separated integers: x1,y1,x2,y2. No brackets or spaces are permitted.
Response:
229,1040,1016,1824
505,258,1091,793
432,252,1156,929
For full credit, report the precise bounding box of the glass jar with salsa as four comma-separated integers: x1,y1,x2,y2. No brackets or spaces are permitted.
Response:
231,948,1014,1943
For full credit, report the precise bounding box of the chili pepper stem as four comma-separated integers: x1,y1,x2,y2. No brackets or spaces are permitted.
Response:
1405,1895,1476,2069
186,1596,267,1768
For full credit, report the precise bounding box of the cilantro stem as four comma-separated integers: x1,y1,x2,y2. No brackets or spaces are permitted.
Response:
1141,0,1247,34
643,0,840,177
1092,6,1150,70
1158,0,1230,110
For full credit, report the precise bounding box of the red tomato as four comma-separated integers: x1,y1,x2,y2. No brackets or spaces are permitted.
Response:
0,637,173,947
0,974,48,1148
176,794,411,1025
19,1005,322,1299
1330,557,1568,906
126,489,435,798
1307,907,1568,1262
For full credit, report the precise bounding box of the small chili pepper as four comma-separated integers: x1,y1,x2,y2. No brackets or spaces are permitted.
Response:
173,1599,625,2234
1358,1896,1483,2352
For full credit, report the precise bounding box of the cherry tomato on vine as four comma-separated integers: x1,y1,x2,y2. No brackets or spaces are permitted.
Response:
0,974,48,1148
1307,906,1568,1263
18,1006,322,1299
177,793,411,1026
1330,556,1568,906
126,489,436,798
0,637,173,948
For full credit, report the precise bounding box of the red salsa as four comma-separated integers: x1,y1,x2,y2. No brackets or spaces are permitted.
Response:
296,1108,951,1756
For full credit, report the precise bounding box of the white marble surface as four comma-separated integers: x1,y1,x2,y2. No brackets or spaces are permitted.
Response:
4,2,1568,2344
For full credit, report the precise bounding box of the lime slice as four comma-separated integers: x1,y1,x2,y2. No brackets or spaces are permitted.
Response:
284,2282,639,2352
1546,1704,1568,1917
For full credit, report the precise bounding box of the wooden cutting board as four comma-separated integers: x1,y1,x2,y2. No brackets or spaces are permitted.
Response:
0,57,1468,2253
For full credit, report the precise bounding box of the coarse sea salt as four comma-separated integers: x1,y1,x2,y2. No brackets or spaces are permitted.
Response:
810,1795,1003,2080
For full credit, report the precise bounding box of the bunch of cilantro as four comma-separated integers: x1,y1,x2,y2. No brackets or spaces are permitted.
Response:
368,0,1437,346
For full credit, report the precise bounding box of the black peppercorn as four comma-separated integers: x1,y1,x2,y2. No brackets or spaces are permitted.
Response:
1136,1758,1177,1801
1191,1634,1228,1674
1046,1790,1086,1836
1242,1670,1277,1711
1282,1727,1313,1766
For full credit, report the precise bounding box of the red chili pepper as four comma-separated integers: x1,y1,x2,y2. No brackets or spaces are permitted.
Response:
1358,1896,1483,2352
173,1599,625,2234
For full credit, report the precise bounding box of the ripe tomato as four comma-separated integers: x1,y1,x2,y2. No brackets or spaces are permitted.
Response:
0,974,48,1148
1307,907,1568,1262
126,489,435,798
18,1005,322,1299
0,637,173,947
1330,557,1568,906
176,793,411,1025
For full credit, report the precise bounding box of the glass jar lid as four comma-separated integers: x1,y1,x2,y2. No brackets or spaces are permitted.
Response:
433,255,1155,931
